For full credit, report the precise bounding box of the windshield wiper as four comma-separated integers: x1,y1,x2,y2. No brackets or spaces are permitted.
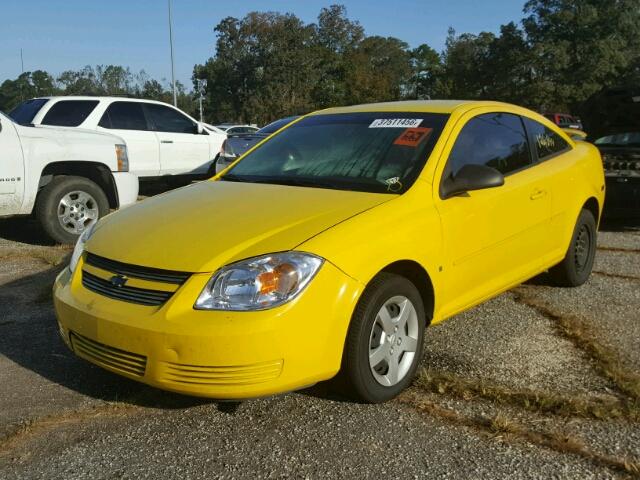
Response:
220,174,249,183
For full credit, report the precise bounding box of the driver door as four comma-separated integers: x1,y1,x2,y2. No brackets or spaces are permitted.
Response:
434,110,552,318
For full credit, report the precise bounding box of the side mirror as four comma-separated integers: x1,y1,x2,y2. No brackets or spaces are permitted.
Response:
196,123,207,135
441,164,504,199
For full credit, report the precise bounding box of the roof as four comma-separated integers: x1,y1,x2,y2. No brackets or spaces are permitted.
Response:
313,100,511,115
35,96,173,106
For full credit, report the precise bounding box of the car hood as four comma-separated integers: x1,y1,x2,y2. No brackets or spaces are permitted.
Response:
87,180,391,273
581,86,640,141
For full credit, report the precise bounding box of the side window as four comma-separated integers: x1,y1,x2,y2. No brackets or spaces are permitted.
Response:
144,104,196,134
523,118,570,160
41,100,99,127
446,113,532,178
99,102,149,130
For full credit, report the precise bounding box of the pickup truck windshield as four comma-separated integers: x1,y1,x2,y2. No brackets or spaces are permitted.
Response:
223,112,449,194
9,98,48,126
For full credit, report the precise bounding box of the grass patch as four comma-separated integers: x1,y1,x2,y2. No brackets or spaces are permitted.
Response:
593,270,640,282
597,246,640,254
513,288,640,401
0,245,71,266
399,391,640,477
415,369,639,421
0,403,140,457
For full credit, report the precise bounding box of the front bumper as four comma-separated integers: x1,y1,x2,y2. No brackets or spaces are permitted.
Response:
112,172,139,208
53,258,362,399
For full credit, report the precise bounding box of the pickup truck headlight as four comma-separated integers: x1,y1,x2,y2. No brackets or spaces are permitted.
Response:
115,144,129,172
69,222,97,274
194,252,323,311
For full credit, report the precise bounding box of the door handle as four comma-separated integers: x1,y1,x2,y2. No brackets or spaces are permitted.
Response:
160,140,173,144
530,189,547,200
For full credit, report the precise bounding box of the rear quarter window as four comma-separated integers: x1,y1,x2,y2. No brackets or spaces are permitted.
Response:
523,118,571,160
41,100,99,127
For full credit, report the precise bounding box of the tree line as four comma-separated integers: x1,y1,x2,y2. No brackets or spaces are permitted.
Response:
0,65,195,115
2,1,639,125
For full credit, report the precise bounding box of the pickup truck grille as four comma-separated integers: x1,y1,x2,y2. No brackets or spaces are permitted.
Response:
81,253,191,306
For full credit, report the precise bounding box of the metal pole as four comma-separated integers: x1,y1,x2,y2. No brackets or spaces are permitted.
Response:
20,48,24,73
168,0,177,106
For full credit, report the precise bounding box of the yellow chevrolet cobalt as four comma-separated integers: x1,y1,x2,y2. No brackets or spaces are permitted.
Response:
53,101,605,403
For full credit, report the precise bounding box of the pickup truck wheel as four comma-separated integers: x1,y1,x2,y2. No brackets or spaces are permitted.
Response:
548,209,597,287
36,176,109,244
340,273,425,403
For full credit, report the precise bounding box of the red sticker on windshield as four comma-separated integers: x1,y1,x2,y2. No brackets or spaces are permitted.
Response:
393,127,432,147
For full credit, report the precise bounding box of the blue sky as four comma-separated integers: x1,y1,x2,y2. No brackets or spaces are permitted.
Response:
1,0,526,90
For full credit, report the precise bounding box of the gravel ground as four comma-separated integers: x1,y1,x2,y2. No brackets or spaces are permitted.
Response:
0,216,639,479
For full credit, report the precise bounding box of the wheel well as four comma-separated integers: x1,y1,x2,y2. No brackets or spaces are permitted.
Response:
583,197,600,223
381,260,435,325
40,162,118,208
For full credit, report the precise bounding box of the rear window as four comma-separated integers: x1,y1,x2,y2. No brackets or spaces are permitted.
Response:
41,100,99,127
99,102,149,130
9,99,49,125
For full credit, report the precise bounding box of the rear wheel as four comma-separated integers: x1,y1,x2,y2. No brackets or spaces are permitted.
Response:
340,273,425,403
36,176,109,244
548,209,597,287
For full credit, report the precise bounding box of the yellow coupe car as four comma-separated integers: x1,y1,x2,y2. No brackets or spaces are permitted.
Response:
53,100,605,403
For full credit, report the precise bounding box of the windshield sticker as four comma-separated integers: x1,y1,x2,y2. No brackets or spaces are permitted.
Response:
393,127,433,147
384,177,403,192
369,118,423,128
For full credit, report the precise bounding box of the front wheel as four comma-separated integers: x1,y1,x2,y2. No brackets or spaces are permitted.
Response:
548,208,597,287
340,273,426,403
36,176,109,244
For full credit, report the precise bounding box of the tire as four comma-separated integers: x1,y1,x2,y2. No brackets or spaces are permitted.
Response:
548,209,597,287
340,273,426,403
35,176,109,244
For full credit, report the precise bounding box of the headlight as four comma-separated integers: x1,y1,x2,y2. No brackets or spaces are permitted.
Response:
115,144,129,172
69,222,97,273
194,252,323,311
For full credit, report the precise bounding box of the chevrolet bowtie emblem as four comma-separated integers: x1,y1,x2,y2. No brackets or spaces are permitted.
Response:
109,275,128,288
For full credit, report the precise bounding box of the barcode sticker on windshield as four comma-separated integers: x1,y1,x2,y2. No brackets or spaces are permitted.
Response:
369,118,423,128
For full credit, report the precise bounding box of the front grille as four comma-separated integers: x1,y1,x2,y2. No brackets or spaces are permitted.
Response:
162,360,283,386
82,270,173,306
85,252,190,284
70,331,147,377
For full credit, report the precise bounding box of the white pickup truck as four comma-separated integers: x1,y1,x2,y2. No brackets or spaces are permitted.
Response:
10,97,227,181
0,111,138,244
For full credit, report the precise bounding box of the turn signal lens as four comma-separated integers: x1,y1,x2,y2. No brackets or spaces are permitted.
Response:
115,144,129,172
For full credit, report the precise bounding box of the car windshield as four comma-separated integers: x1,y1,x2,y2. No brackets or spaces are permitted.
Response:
222,112,449,194
594,132,640,147
9,98,48,125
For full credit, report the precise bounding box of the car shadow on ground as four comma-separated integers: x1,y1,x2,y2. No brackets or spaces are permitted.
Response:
599,216,640,232
0,217,55,246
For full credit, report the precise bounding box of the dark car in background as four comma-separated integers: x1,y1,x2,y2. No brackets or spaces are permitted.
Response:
214,116,299,173
582,86,640,218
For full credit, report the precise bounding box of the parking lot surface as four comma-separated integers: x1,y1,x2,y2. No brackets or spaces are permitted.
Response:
0,217,639,479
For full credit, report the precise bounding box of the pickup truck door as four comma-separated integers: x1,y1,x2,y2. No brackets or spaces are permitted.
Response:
144,104,211,176
0,114,25,213
97,101,160,177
